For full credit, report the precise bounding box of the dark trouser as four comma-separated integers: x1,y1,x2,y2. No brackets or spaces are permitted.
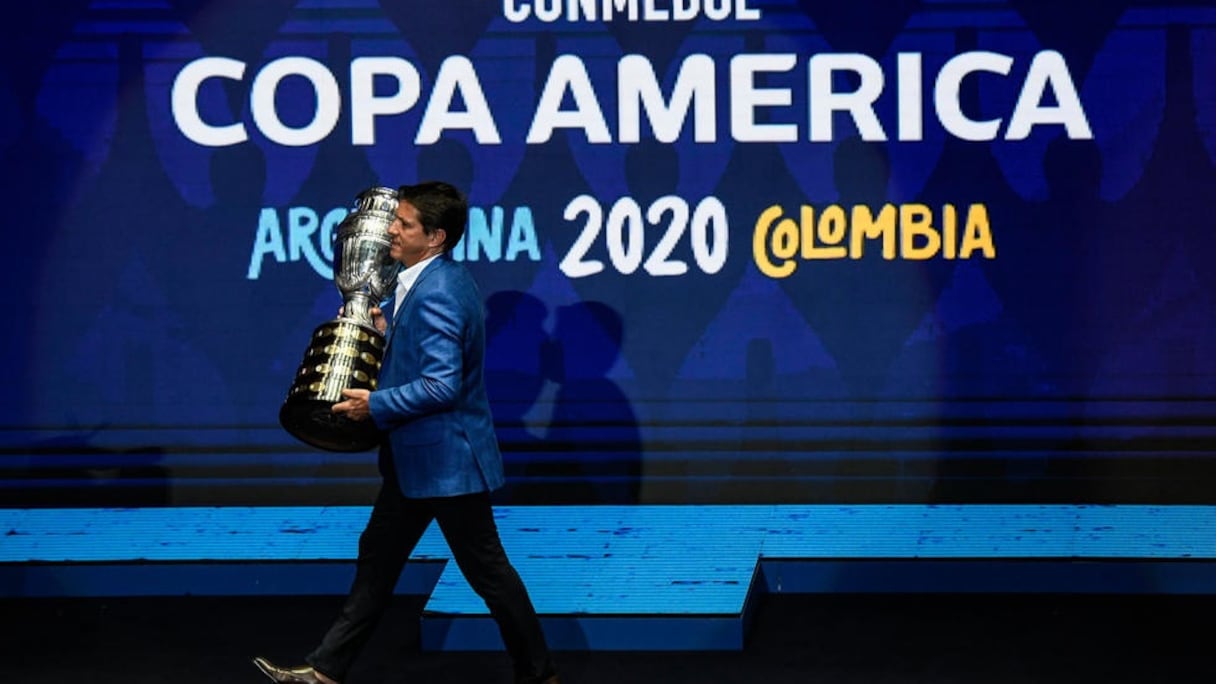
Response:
306,486,555,683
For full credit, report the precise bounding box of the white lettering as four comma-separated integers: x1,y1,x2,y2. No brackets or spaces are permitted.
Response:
935,51,1012,142
172,57,246,146
503,0,530,21
350,57,421,145
250,57,341,146
571,0,596,20
672,0,697,20
1006,50,1093,140
809,53,885,142
643,0,669,21
416,56,501,144
730,53,797,143
619,54,715,143
527,55,612,144
734,0,759,20
704,0,730,21
604,0,640,21
174,50,1091,148
535,0,562,22
502,0,761,22
897,53,922,141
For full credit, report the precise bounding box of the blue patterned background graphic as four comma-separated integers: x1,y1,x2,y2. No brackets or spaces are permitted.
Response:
2,0,1215,506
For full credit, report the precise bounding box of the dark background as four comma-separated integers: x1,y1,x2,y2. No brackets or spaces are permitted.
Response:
8,593,1215,682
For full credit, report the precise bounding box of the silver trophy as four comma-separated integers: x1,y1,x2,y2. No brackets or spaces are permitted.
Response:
280,186,402,451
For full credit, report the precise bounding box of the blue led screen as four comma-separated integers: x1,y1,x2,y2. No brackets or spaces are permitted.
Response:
3,0,1216,506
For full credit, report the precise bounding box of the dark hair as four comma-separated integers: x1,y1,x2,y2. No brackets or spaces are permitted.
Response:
396,181,467,252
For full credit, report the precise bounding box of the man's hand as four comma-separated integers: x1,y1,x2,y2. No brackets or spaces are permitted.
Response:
369,306,387,334
333,388,371,421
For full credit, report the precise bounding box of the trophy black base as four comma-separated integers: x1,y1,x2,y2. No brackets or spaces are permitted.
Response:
280,398,381,452
280,319,386,453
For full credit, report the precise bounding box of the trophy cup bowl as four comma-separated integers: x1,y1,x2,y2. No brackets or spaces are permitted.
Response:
280,186,402,452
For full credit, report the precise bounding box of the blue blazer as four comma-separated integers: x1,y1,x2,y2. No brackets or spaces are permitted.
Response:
368,256,505,498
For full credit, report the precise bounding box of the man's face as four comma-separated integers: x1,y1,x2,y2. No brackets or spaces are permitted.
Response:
388,199,443,267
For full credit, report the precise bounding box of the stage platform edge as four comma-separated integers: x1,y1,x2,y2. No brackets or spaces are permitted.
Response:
3,505,1215,651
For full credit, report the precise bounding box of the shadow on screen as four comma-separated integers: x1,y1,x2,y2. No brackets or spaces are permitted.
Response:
486,293,641,504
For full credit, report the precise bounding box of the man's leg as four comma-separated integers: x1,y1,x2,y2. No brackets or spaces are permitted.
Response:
432,492,557,684
305,484,433,681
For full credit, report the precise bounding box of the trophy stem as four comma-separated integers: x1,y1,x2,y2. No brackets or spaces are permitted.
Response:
342,292,377,328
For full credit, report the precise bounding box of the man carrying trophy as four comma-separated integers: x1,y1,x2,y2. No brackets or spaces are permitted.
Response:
256,181,559,684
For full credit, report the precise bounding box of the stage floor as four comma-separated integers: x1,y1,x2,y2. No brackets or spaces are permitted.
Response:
6,504,1216,653
6,593,1213,683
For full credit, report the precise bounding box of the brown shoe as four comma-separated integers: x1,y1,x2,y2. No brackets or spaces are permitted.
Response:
252,656,336,684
